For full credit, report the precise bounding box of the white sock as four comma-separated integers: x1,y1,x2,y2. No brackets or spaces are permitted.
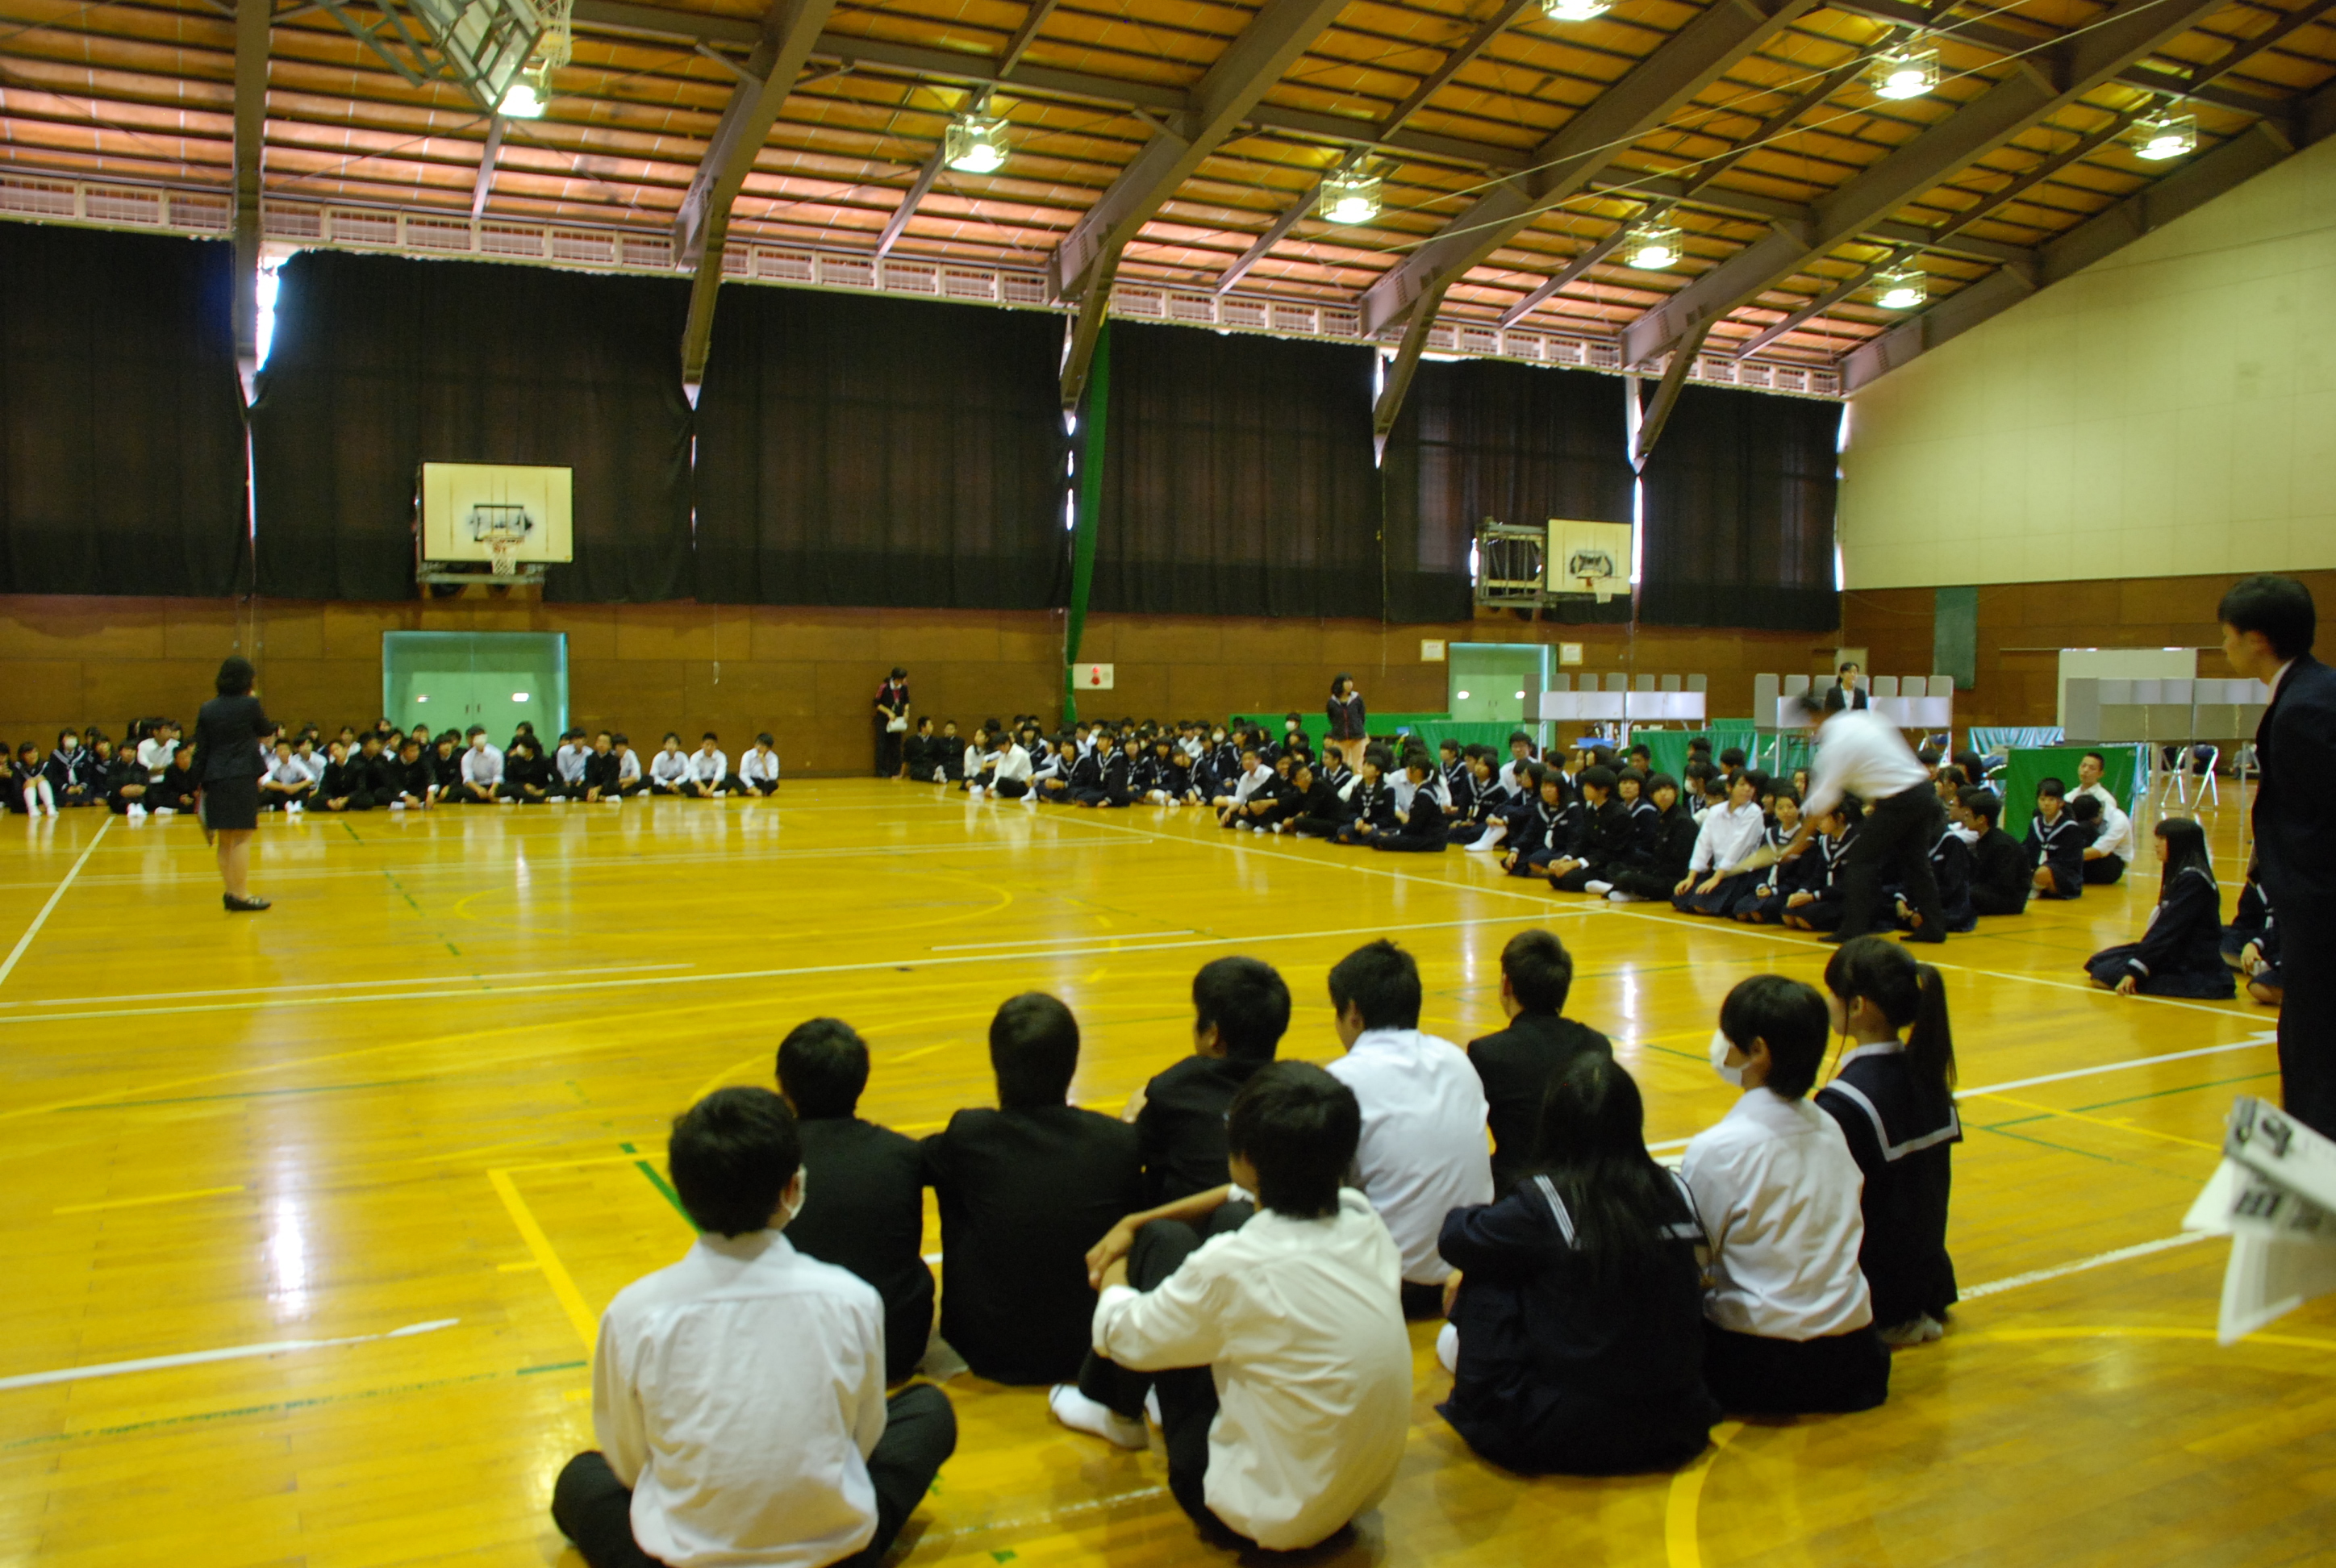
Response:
1437,1320,1459,1374
1048,1384,1148,1449
1583,879,1612,895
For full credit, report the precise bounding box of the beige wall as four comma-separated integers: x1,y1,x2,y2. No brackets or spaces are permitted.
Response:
0,594,1840,773
1838,131,2336,590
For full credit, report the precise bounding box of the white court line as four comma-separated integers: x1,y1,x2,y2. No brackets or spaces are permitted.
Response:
0,961,690,1011
930,931,1193,951
1642,1032,2281,1152
0,816,111,991
0,911,1582,1029
0,1316,459,1393
1958,1234,2209,1300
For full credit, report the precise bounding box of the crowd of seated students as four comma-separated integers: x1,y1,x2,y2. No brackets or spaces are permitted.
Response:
1,718,784,818
553,928,1968,1568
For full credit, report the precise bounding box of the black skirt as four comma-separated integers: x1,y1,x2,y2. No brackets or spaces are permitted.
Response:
202,774,260,832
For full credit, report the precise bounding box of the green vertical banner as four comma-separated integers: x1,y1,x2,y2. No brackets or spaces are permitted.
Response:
1933,584,1978,690
1063,319,1109,725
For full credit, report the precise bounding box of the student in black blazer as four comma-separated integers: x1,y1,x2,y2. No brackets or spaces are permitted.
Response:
193,656,276,911
1466,929,1614,1194
1326,673,1367,743
1128,957,1290,1205
778,1018,935,1383
2220,577,2336,1133
924,994,1145,1384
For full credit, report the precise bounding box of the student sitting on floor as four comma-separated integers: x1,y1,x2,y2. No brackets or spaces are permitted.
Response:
1495,765,1564,876
500,737,553,805
552,730,590,801
1062,1062,1411,1552
1071,731,1133,809
1684,975,1889,1415
1673,769,1766,914
1116,956,1292,1211
900,716,940,785
106,743,152,817
1817,938,1962,1346
610,735,645,798
1335,748,1400,845
682,734,736,799
646,734,690,796
1958,787,2028,917
2239,911,2284,1007
1598,771,1692,904
149,742,198,815
982,730,1033,800
738,733,783,798
1496,732,1539,797
552,1087,956,1568
1445,747,1502,847
1467,928,1614,1195
384,737,432,810
1547,766,1631,894
575,732,617,804
424,734,461,802
922,993,1145,1385
777,1018,935,1385
1373,753,1448,852
1212,745,1273,825
1775,799,1860,932
1323,940,1493,1317
2085,818,2235,998
1274,758,1346,839
2072,751,2134,884
345,732,394,810
259,740,310,813
46,731,96,807
1437,1053,1719,1474
1896,812,1976,935
454,728,502,803
16,741,53,815
2025,778,2092,899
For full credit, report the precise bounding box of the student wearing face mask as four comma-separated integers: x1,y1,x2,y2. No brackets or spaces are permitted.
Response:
1682,974,1888,1416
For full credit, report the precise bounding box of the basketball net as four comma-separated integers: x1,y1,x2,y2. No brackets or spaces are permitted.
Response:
489,536,518,578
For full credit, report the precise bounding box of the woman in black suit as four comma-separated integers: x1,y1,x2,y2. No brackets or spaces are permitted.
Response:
195,656,276,911
1326,673,1367,743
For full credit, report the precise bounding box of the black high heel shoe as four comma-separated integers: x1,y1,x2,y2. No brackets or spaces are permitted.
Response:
223,893,271,912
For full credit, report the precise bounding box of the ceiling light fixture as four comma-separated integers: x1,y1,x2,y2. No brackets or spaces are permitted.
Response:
945,113,1009,173
498,67,548,118
1873,263,1926,310
1320,161,1383,224
1541,0,1612,20
1871,44,1939,101
1626,217,1682,271
2131,109,2197,161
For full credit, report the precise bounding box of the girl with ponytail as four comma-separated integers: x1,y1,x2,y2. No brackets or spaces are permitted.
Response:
1816,937,1963,1347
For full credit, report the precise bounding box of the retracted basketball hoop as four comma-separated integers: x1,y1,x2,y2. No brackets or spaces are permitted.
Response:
416,465,574,588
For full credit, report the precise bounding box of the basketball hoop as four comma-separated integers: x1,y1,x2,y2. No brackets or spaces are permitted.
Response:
489,536,518,578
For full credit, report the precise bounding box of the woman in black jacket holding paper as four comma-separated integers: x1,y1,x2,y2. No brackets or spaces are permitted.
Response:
194,656,277,911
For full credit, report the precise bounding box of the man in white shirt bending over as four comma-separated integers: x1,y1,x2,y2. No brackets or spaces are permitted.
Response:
1782,694,1948,945
553,1087,956,1568
1069,1062,1411,1551
2072,750,2134,884
1320,940,1493,1317
1683,974,1888,1416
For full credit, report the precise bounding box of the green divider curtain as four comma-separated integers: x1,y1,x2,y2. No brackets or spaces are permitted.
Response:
1380,358,1635,624
1093,323,1380,619
0,223,247,596
251,250,692,603
1637,384,1841,632
691,286,1068,609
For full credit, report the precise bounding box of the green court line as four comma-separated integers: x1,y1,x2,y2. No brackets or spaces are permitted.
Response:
619,1142,695,1227
1971,1121,2184,1175
2071,1070,2281,1114
518,1360,588,1375
58,1076,432,1111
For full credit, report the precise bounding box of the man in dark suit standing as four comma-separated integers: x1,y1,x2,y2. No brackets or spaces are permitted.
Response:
1821,661,1871,712
2221,576,2336,1133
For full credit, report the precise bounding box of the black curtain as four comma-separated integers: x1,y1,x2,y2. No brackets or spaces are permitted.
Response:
1638,384,1840,631
1381,357,1634,624
1095,323,1379,619
691,286,1067,609
250,249,691,603
0,223,246,596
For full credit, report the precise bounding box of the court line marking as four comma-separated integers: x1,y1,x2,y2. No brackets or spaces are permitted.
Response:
1641,1034,2279,1152
0,961,690,1011
53,1183,246,1215
1662,1420,1743,1568
0,1316,458,1393
1958,1233,2209,1300
0,815,111,990
930,930,1194,950
488,1167,600,1348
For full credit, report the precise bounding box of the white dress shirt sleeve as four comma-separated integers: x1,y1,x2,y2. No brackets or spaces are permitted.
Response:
592,1313,651,1489
1092,1261,1233,1373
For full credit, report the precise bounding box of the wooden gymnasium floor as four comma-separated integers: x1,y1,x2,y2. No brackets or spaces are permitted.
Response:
2,779,2326,1568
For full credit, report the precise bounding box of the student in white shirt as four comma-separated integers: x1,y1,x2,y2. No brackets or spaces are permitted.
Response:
1065,1062,1410,1551
682,733,737,799
551,729,590,801
1683,974,1890,1415
648,733,692,796
612,734,645,797
552,1087,956,1568
455,726,503,803
259,740,312,812
2072,750,2134,883
738,733,783,797
137,722,179,780
1321,940,1494,1316
979,731,1034,800
1673,771,1767,915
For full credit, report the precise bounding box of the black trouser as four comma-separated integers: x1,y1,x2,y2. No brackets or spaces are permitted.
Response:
1074,1209,1253,1546
551,1384,957,1568
1703,1324,1889,1415
1836,790,1947,941
876,724,903,778
992,778,1028,799
2082,853,2126,885
2277,903,2336,1136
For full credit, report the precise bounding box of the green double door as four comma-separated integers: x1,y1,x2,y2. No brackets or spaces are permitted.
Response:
383,632,569,744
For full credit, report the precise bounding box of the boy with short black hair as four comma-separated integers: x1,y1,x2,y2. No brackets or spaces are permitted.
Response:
1961,786,2029,916
552,1087,956,1568
647,734,691,796
611,734,644,797
1057,1062,1411,1552
1546,765,1631,892
580,731,621,804
152,742,200,815
1124,957,1293,1204
261,739,311,813
682,733,736,799
552,729,590,801
499,737,552,804
1467,928,1614,1192
778,1017,933,1384
1374,753,1448,852
457,727,502,803
385,737,432,810
921,994,1144,1385
739,733,782,797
